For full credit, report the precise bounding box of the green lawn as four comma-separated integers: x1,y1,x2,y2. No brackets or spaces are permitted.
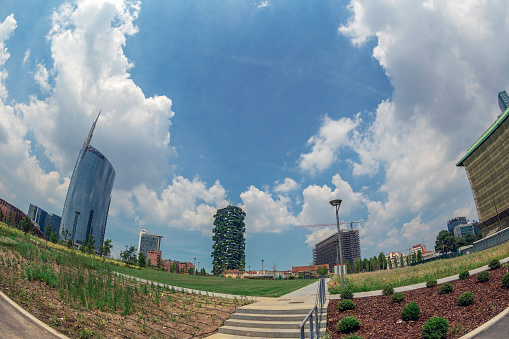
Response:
110,265,317,297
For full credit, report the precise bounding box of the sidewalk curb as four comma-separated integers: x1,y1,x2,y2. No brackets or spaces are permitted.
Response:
0,290,69,338
457,305,509,339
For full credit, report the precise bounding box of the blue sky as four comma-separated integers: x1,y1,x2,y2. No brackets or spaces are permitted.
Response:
1,0,508,273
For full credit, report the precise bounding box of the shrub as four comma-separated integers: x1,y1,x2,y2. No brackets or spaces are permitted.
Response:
502,272,509,288
382,285,394,295
458,292,475,306
477,271,490,283
341,289,354,300
488,258,500,269
401,301,420,321
426,280,437,288
336,316,361,333
391,292,405,304
343,335,363,339
459,270,470,280
439,283,453,294
337,299,356,311
422,316,449,339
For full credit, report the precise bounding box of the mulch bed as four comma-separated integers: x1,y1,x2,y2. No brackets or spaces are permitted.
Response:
327,266,509,338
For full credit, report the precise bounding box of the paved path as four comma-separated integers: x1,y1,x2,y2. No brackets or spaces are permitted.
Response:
0,290,68,339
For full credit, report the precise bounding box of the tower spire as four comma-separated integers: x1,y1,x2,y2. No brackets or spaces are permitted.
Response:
83,110,101,150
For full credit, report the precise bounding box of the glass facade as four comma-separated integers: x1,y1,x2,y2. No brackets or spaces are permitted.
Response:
138,229,163,259
60,145,115,250
28,203,61,236
313,229,361,272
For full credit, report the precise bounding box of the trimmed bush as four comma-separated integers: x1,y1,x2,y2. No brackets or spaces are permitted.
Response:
458,292,475,306
401,301,420,321
426,280,437,288
439,283,453,294
391,292,405,304
477,271,490,283
343,335,363,339
336,316,361,333
422,316,449,339
459,270,470,280
488,258,501,269
502,272,509,288
382,285,394,296
341,289,354,300
337,299,356,311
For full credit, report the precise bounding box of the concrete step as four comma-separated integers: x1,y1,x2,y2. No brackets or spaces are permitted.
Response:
235,308,313,315
230,313,326,322
219,326,326,338
225,318,327,330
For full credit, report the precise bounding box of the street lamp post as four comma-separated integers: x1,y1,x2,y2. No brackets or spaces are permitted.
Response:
330,199,344,287
198,262,200,273
262,259,264,275
194,258,196,274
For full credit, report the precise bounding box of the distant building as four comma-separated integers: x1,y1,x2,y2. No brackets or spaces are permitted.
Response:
28,204,61,237
292,264,329,278
410,244,427,256
137,229,163,260
313,229,361,273
447,217,468,233
146,250,162,269
60,113,115,250
0,198,25,226
457,90,509,237
453,222,481,238
386,252,404,267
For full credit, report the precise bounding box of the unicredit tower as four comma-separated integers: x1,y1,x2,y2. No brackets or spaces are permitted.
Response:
60,112,115,251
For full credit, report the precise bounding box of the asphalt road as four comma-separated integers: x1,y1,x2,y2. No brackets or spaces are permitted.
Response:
472,311,509,339
0,291,67,339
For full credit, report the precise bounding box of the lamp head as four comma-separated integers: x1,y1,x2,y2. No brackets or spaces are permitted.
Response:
329,199,342,207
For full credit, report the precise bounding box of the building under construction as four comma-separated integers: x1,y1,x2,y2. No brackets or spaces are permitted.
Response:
313,229,361,273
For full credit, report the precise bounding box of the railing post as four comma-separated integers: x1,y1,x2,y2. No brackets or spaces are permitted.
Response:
309,308,314,339
315,305,319,338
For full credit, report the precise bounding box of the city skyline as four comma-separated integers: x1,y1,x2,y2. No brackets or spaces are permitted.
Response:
1,1,509,272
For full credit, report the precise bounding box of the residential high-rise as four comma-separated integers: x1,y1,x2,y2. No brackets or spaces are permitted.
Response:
457,90,509,237
447,217,468,233
60,112,115,250
28,204,61,237
313,229,361,273
138,229,163,260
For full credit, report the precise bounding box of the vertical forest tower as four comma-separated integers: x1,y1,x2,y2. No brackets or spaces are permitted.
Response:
211,205,246,276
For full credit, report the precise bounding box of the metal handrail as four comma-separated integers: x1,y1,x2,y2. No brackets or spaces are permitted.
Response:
299,278,326,339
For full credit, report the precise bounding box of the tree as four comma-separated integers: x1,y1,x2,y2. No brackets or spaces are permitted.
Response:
120,246,137,266
21,216,32,234
200,268,206,276
99,239,113,258
411,252,417,264
50,231,59,244
187,267,194,274
0,208,4,222
85,235,95,255
138,252,146,268
44,224,52,241
157,258,165,271
171,262,177,273
388,258,393,269
400,255,404,268
211,205,246,276
417,250,423,263
378,253,385,270
316,265,328,276
346,260,352,274
435,230,457,254
464,233,476,246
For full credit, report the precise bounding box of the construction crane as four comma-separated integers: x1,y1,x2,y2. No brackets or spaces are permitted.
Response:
297,220,363,229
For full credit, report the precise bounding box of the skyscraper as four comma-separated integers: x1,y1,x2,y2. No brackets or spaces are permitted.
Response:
60,112,115,250
28,203,61,237
138,229,163,259
313,229,361,273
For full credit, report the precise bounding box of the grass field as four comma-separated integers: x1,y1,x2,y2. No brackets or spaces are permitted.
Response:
329,240,509,293
110,264,316,297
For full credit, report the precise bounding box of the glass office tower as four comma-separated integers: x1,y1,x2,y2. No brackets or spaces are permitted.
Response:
60,113,115,250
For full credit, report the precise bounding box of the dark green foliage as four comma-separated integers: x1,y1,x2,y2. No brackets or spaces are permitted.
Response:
435,230,457,254
391,292,405,303
458,292,475,306
422,316,449,339
340,288,354,299
417,250,423,263
459,270,470,280
382,285,394,295
137,252,146,268
401,301,420,321
477,271,489,283
426,280,437,288
120,246,137,266
0,208,4,222
211,206,246,276
99,239,112,258
316,265,328,276
21,216,32,234
488,258,500,269
502,272,509,288
336,316,360,333
85,235,95,255
439,283,453,294
337,299,355,311
343,335,363,339
49,230,59,244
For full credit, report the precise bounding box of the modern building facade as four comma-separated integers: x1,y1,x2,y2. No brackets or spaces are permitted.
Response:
457,90,509,236
138,229,163,260
447,217,468,233
410,243,427,256
28,204,61,237
146,250,162,269
60,113,115,250
313,229,361,273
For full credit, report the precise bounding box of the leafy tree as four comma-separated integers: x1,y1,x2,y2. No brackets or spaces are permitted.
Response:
147,258,152,268
211,205,246,276
417,249,423,263
21,216,32,234
200,268,206,276
435,230,457,254
378,253,385,270
388,258,392,269
411,252,417,264
99,239,113,258
49,231,59,244
400,255,404,267
346,260,352,274
187,267,194,274
464,233,476,245
171,262,177,273
138,252,146,268
44,224,52,241
0,208,4,222
85,235,95,255
316,265,328,276
362,258,370,272
120,246,137,266
157,258,165,271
